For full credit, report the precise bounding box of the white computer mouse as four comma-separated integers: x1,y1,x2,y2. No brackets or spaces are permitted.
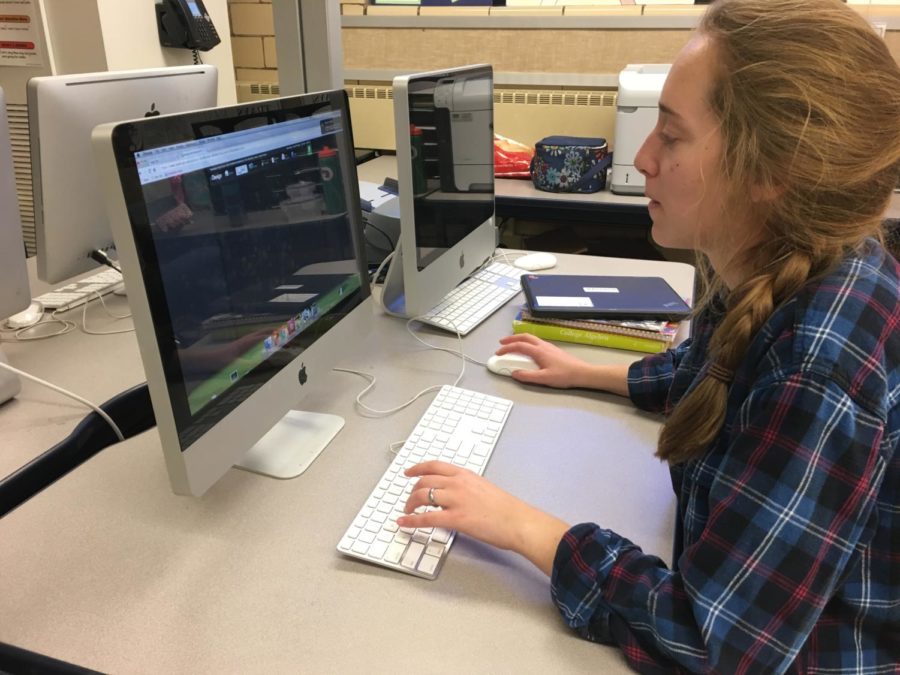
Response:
486,352,540,377
513,252,557,272
5,301,43,329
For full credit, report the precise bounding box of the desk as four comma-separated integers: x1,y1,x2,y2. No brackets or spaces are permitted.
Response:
358,154,651,227
0,252,693,673
360,157,900,260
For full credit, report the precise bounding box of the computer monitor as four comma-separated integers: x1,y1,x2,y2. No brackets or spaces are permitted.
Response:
29,65,218,284
92,90,374,497
0,86,30,403
381,64,496,317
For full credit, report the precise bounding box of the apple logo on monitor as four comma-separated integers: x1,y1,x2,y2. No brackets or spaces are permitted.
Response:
297,363,308,385
458,253,465,269
144,103,161,118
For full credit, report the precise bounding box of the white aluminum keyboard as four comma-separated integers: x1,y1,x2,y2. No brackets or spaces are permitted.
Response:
34,268,124,312
419,261,524,335
338,385,513,580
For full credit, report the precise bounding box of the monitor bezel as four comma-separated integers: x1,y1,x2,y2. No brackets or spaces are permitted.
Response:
383,64,497,318
93,90,374,496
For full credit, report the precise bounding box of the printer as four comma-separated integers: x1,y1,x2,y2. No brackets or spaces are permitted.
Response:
610,64,671,195
359,180,400,265
433,75,493,193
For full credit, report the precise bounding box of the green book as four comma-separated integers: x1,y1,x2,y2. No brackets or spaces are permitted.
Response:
512,312,668,354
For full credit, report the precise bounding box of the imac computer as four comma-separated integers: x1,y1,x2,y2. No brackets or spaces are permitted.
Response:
0,87,31,403
381,64,497,317
92,90,374,497
28,65,218,284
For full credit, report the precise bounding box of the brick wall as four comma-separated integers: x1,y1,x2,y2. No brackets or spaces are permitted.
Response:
228,1,899,102
228,0,279,87
227,0,367,93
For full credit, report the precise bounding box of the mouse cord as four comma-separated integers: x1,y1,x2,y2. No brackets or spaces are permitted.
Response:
489,248,528,267
366,248,486,366
333,317,463,416
334,314,488,419
0,360,124,441
342,246,496,428
404,316,487,367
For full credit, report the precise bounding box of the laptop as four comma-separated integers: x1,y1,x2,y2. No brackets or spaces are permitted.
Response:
521,274,692,321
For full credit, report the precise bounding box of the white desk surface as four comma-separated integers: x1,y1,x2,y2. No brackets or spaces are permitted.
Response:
0,252,694,674
358,154,650,210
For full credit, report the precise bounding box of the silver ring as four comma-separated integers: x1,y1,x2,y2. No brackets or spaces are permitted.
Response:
427,487,437,506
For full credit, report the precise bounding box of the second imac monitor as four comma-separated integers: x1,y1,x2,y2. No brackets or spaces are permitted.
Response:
28,65,218,284
382,64,496,318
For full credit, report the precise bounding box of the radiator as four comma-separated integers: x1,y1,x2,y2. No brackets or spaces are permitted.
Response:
494,89,618,149
346,85,395,150
236,81,282,103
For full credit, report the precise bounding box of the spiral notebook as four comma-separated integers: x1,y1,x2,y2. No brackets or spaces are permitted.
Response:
521,274,692,321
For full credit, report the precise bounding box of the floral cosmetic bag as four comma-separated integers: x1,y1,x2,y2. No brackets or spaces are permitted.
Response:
529,135,612,193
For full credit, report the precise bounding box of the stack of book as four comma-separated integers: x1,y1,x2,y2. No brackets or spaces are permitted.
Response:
512,308,679,353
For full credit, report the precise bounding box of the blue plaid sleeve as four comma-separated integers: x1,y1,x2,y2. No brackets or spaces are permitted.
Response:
551,368,889,673
627,339,693,413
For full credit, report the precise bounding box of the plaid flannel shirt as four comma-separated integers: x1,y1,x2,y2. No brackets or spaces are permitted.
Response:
551,241,900,674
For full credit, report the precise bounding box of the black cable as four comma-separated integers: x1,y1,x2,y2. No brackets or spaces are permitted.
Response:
192,48,202,65
89,249,122,274
365,223,395,252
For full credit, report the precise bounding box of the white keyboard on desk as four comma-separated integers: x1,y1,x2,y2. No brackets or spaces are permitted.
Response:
419,261,524,335
338,385,513,580
34,268,124,312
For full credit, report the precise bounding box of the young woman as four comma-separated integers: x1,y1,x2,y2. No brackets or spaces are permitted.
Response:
397,0,900,672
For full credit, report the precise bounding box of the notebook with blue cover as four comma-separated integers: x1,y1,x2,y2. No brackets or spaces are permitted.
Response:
521,274,691,321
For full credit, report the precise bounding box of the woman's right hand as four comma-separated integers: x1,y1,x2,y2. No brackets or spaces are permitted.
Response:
495,334,633,396
494,333,593,389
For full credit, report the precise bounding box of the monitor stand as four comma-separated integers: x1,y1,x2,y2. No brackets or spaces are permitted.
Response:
234,410,344,479
381,244,408,317
0,347,21,405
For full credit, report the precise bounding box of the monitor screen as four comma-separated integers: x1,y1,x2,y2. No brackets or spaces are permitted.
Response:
93,90,373,496
0,86,29,322
28,65,218,284
382,64,497,318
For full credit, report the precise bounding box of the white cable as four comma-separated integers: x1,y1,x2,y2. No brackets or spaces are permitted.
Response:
333,366,442,416
1,313,75,341
346,246,499,416
0,360,125,441
335,313,478,417
490,248,518,266
80,290,133,336
403,317,488,367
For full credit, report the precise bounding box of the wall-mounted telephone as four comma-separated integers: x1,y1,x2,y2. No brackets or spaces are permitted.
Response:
156,0,221,52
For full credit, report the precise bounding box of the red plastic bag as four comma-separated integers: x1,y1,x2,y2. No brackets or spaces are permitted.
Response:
494,133,533,179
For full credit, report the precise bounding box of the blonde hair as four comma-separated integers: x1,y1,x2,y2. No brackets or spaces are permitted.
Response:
657,0,900,464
